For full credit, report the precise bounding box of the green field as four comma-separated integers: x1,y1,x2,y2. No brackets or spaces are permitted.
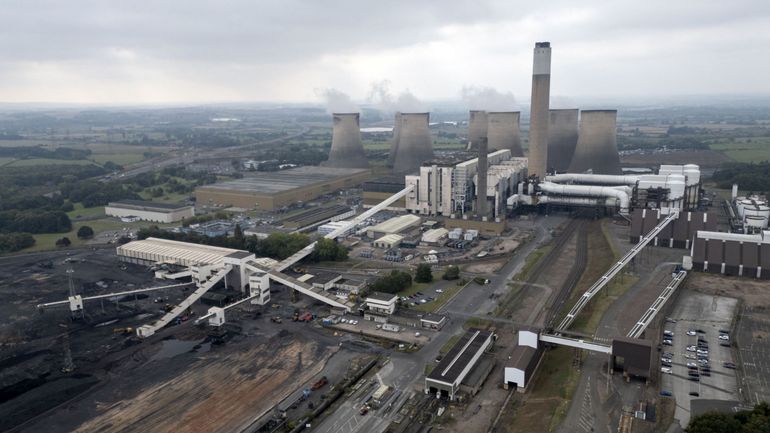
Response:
709,137,770,163
91,152,146,166
0,157,15,166
67,203,105,220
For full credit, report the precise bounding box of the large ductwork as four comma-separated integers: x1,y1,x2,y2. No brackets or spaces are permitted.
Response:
476,137,488,217
528,42,552,179
547,109,579,172
388,111,402,167
392,112,434,174
468,110,488,150
546,173,639,186
488,111,524,156
568,110,622,175
324,113,369,169
538,181,629,215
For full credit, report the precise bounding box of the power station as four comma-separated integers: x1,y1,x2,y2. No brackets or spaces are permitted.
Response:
547,109,579,172
323,113,369,169
392,112,434,174
487,111,524,156
568,110,622,175
467,110,488,150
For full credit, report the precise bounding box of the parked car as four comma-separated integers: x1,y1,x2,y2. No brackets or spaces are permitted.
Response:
697,349,709,355
689,376,700,382
686,330,697,336
663,340,673,346
719,329,730,334
661,357,672,364
724,362,737,369
685,354,696,359
687,362,697,368
663,352,674,358
660,390,673,396
689,391,700,397
661,362,672,368
661,367,673,374
686,346,696,352
664,330,674,337
719,334,730,340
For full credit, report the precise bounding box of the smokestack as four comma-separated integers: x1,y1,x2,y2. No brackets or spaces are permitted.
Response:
547,109,579,172
568,110,622,175
487,111,524,156
528,41,551,179
392,112,434,174
476,137,488,217
388,111,402,167
323,113,369,169
468,110,488,150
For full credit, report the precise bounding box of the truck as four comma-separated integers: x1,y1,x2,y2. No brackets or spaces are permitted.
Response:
112,327,134,335
271,316,283,324
299,312,314,322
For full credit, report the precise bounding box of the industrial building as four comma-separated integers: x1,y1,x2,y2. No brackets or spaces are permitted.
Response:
728,191,770,233
405,150,528,219
367,214,421,238
373,234,403,249
194,166,369,210
391,112,434,174
421,228,448,246
504,329,544,392
282,205,354,230
362,177,407,209
105,200,194,223
364,292,398,315
323,113,369,169
425,328,494,400
630,209,715,247
689,230,770,279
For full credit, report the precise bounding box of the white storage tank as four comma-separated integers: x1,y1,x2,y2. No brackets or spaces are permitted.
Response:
745,215,768,230
665,175,686,200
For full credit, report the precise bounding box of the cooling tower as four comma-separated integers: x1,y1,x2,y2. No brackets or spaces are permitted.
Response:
323,113,369,169
487,111,524,156
467,110,488,150
528,42,552,179
388,111,402,167
476,137,488,217
392,112,434,174
568,110,622,175
547,109,579,172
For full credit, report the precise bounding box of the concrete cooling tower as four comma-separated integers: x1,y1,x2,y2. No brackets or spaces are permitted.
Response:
388,112,402,167
392,112,434,174
528,42,552,179
323,113,369,169
487,111,524,156
568,110,622,175
547,109,579,172
467,110,488,150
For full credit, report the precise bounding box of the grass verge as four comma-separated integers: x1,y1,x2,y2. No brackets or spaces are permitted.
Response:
512,244,552,282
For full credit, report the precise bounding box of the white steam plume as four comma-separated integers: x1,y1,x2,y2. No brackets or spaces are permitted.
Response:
461,86,518,112
316,88,359,114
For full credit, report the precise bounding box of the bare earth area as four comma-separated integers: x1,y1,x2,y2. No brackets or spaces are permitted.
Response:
686,273,770,308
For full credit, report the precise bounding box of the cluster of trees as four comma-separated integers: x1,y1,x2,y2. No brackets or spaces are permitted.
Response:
0,164,106,190
137,225,348,263
686,402,770,433
443,265,460,280
181,211,231,227
251,143,329,169
0,233,35,253
60,180,140,208
369,270,413,294
0,146,92,160
415,264,433,283
713,162,770,192
0,210,71,234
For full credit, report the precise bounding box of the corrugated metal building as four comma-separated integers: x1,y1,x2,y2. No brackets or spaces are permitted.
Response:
690,230,770,279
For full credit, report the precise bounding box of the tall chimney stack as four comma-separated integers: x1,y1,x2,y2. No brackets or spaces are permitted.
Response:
476,137,488,217
528,42,551,179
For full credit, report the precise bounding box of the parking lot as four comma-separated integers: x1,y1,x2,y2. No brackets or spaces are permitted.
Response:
660,291,739,426
736,306,770,405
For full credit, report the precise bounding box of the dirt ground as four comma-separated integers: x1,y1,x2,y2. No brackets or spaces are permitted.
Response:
463,259,507,274
621,149,730,168
685,273,770,308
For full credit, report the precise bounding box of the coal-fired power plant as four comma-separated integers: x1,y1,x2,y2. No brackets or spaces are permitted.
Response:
467,110,488,150
528,42,552,179
388,111,402,167
547,109,579,172
324,113,369,169
392,112,434,174
568,110,622,175
476,137,489,217
487,111,524,156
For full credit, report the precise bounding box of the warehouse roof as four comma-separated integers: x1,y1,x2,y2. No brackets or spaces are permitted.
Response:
428,328,493,385
366,291,398,303
375,234,403,245
196,166,369,195
117,237,241,266
369,214,421,234
507,345,536,371
107,199,192,213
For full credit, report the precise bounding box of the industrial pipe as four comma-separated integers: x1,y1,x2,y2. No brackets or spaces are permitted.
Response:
545,173,640,186
538,181,630,215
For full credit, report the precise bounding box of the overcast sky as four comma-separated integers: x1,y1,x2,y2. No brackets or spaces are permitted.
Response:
2,0,769,105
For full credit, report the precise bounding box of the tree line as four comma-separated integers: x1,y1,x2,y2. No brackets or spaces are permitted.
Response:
713,162,770,192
